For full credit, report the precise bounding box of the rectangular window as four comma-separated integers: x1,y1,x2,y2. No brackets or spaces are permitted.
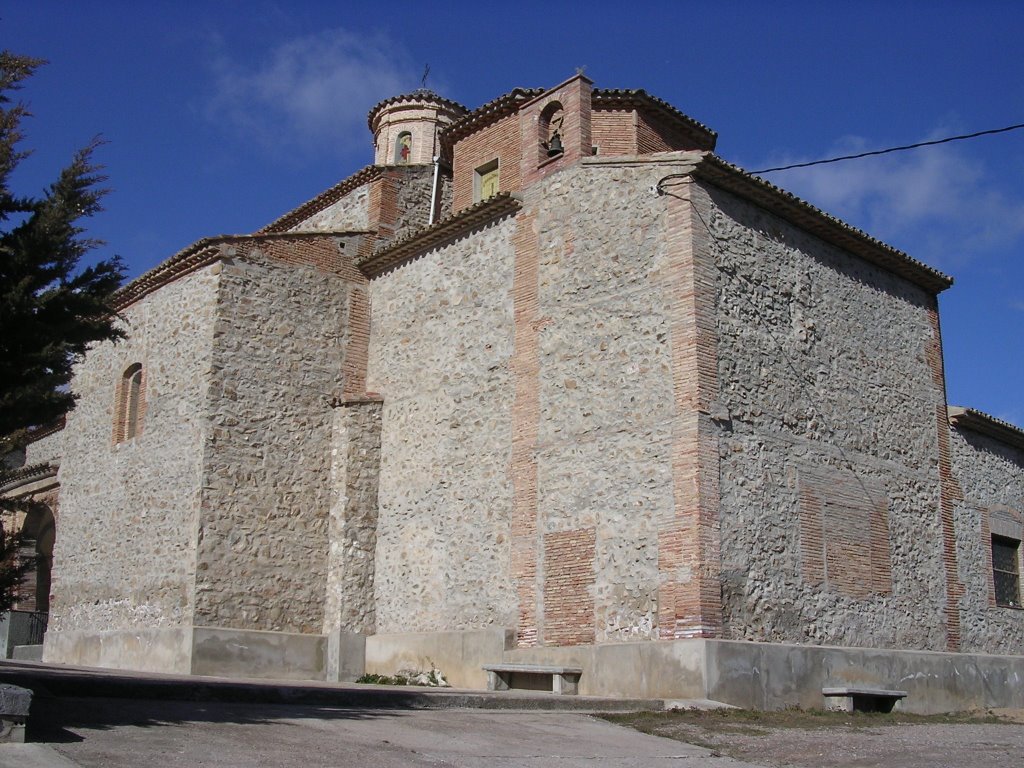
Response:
474,159,499,202
992,535,1021,608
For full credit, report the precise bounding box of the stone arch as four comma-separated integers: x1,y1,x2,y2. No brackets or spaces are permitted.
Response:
16,501,55,613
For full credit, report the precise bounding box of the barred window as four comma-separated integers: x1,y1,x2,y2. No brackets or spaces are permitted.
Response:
992,535,1021,608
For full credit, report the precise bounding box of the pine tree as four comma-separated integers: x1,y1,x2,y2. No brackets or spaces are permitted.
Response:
0,51,126,612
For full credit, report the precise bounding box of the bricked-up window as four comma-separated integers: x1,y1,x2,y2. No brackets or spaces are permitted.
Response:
474,159,499,202
992,535,1021,608
114,363,145,443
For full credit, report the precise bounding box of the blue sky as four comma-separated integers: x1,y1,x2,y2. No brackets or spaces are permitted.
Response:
7,1,1023,425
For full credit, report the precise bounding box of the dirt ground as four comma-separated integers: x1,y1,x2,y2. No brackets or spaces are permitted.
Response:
602,708,1024,768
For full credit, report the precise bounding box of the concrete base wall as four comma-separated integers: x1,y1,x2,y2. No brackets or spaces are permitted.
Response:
42,625,1024,713
191,627,326,681
704,640,1024,714
503,640,707,699
43,627,193,674
365,628,513,689
43,625,326,681
505,638,1024,713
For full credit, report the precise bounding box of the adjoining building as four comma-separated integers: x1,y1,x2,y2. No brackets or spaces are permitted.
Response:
5,75,1022,711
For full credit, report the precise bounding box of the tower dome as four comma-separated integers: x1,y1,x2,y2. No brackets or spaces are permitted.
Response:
368,89,468,166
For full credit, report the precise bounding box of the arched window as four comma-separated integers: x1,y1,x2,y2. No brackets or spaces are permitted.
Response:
394,131,412,164
114,363,145,443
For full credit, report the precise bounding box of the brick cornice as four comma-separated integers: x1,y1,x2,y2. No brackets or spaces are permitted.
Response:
257,165,384,234
113,232,364,311
440,88,545,148
0,461,58,494
355,192,522,278
26,417,65,444
593,88,717,151
949,407,1024,451
367,90,469,132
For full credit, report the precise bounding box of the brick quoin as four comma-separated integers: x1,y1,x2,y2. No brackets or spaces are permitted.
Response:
928,304,964,651
660,181,723,639
510,208,541,647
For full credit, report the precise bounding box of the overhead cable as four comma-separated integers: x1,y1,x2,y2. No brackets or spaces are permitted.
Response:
751,122,1024,174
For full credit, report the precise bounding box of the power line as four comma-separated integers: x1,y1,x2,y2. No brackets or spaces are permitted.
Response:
750,122,1024,175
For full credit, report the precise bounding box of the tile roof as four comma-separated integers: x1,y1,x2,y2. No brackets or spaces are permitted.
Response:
1,461,58,494
258,165,383,234
440,88,546,146
356,192,522,278
948,407,1024,451
691,154,954,293
367,90,469,132
592,88,717,150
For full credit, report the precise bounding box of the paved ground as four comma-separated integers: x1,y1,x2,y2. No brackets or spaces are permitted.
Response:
2,661,1022,767
605,709,1024,768
4,697,763,768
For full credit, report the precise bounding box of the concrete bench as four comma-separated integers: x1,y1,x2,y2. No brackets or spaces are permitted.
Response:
822,686,907,713
483,663,583,695
0,684,32,743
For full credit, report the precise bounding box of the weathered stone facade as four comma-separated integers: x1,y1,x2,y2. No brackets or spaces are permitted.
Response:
21,77,1021,708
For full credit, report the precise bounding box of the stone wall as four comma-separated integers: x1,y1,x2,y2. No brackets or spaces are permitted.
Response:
324,399,382,634
23,429,63,466
49,264,221,634
191,244,359,634
522,160,681,646
367,156,705,646
701,180,950,649
391,165,434,243
288,184,370,233
951,426,1024,652
366,213,520,634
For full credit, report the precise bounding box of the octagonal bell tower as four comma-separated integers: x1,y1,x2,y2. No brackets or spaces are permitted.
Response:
369,89,468,166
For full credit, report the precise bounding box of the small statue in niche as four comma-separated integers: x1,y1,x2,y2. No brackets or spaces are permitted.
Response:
396,132,412,164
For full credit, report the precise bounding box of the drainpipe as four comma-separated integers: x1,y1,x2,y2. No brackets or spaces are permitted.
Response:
428,154,441,226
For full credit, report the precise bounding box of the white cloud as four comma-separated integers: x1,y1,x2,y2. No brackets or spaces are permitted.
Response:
757,133,1024,270
206,28,421,156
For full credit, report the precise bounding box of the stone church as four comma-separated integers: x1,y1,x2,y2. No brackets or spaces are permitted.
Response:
5,74,1024,711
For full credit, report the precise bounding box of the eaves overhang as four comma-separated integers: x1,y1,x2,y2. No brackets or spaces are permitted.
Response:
258,165,384,234
592,88,717,151
440,88,545,148
692,154,954,294
1,461,58,495
948,407,1024,452
356,192,522,278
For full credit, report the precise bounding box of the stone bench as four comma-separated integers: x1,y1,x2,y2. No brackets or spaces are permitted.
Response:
0,684,32,743
483,663,583,695
822,686,907,713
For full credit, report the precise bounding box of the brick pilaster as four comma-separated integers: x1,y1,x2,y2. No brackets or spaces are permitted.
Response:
927,305,963,651
659,180,723,639
510,208,541,647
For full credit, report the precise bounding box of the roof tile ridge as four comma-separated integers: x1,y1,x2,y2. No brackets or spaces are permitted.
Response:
440,87,546,144
257,165,385,234
592,88,718,143
356,192,522,277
